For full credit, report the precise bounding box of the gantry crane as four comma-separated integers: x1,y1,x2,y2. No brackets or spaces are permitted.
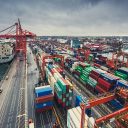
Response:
0,19,36,60
80,88,128,128
106,51,128,69
106,41,128,69
75,48,91,62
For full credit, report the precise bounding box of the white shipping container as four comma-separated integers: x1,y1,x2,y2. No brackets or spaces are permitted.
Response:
76,107,88,127
89,77,97,84
68,109,80,128
67,107,88,128
88,117,95,128
70,68,73,73
54,72,62,81
35,85,50,91
96,68,107,74
100,66,109,71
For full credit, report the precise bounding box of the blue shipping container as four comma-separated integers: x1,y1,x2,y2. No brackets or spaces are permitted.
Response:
117,80,128,89
100,74,119,84
35,88,52,97
109,99,123,110
35,101,53,109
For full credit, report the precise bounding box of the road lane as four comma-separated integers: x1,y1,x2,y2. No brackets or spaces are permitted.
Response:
0,59,27,128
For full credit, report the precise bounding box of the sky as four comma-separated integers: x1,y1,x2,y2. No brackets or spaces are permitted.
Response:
0,0,128,36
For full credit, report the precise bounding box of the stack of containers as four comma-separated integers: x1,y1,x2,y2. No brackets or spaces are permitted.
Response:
80,66,94,84
74,62,90,80
64,57,78,71
46,64,73,109
96,73,120,93
35,85,53,112
115,67,128,80
87,69,106,92
116,80,128,89
53,64,63,75
55,77,72,108
98,55,107,65
88,54,93,62
70,62,79,73
94,58,104,65
67,106,95,128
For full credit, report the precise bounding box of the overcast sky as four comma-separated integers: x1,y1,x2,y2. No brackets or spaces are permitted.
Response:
0,0,128,36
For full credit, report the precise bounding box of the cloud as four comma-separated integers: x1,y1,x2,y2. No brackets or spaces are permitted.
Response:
0,0,128,36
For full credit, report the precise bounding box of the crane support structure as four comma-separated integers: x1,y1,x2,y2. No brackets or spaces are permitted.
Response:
88,94,115,108
96,106,128,124
80,88,128,127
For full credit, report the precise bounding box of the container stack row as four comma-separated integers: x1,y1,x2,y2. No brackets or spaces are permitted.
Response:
45,64,73,109
64,60,128,93
35,85,54,112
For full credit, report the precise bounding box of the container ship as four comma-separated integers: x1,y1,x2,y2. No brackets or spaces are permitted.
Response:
0,39,15,63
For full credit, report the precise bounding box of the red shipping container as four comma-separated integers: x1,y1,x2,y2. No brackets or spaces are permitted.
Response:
35,94,53,103
57,98,62,104
100,56,107,61
90,70,100,76
56,67,63,73
74,71,81,76
36,106,53,113
95,85,106,93
93,63,101,68
51,68,57,75
62,102,66,107
89,73,99,80
98,78,111,90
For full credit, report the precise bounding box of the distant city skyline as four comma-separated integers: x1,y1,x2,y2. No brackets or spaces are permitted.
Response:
0,0,128,36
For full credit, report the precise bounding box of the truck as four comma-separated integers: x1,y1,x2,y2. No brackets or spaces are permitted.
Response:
28,119,34,128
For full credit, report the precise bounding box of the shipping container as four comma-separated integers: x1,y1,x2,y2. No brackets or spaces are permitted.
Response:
35,101,53,109
36,106,53,113
116,80,128,89
35,94,53,103
98,78,111,91
35,87,52,98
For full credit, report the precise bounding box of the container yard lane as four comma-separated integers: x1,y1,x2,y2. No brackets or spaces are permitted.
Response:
27,46,39,123
0,58,27,128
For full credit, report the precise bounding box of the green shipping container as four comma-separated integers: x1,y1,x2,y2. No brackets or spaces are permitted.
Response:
115,71,128,80
54,83,62,98
87,79,97,88
57,79,67,93
80,75,88,83
88,54,93,61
